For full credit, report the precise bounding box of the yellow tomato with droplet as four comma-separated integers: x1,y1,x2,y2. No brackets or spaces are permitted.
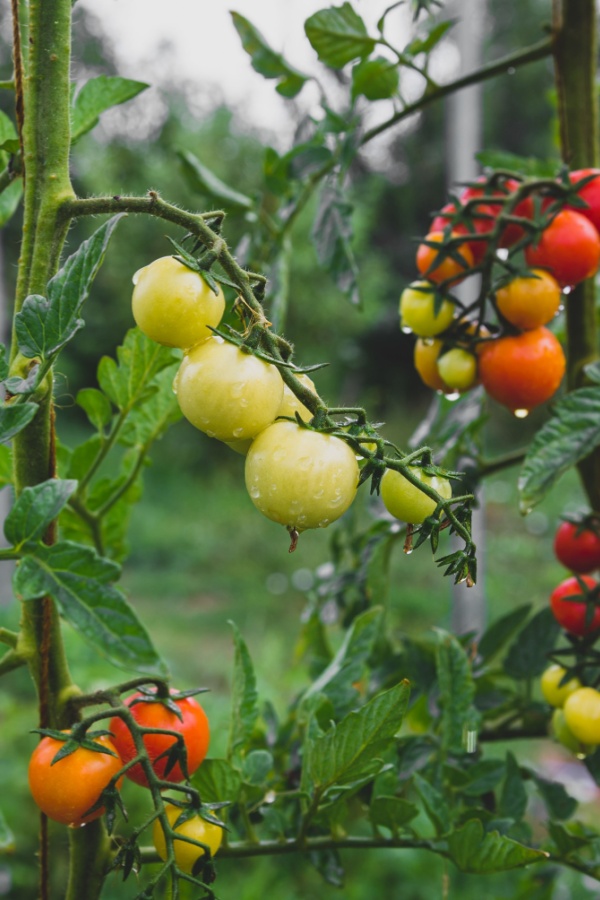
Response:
175,336,284,441
399,280,455,337
245,421,359,531
132,256,225,349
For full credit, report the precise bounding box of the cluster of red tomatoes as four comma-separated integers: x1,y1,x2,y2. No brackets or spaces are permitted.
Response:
401,170,600,415
541,520,600,752
28,690,221,871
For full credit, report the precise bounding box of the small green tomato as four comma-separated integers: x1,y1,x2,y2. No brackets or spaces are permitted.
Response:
399,280,455,337
132,256,225,349
175,336,284,442
380,465,452,524
436,347,478,391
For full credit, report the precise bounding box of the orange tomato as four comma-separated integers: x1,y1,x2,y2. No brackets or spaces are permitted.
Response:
494,269,562,330
416,232,474,285
478,327,565,413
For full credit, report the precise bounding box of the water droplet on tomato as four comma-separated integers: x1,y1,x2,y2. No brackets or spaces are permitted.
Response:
401,326,413,335
132,267,143,285
446,391,460,401
250,487,261,499
514,408,529,419
232,427,244,437
231,381,246,399
423,338,435,347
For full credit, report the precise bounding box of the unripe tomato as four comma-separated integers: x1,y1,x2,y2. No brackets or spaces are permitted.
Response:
132,256,225,349
565,168,600,232
564,687,600,745
380,466,452,524
554,520,600,574
153,803,223,872
525,209,600,287
549,575,600,636
416,232,474,285
175,336,284,441
245,421,359,531
28,733,123,826
478,327,565,413
278,373,316,422
494,270,561,331
551,708,590,755
414,338,451,393
540,664,582,708
399,280,455,337
109,690,210,787
436,347,478,391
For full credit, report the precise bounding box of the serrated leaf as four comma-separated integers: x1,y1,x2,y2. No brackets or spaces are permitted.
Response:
312,178,359,305
4,478,77,547
518,387,600,512
445,759,506,797
97,328,180,413
503,608,560,679
369,795,419,833
304,679,410,790
14,541,166,675
118,362,181,447
478,605,532,664
447,819,547,872
301,607,382,717
412,772,451,835
0,808,14,851
231,12,308,98
227,622,259,759
476,150,559,179
305,4,375,68
15,216,123,360
436,629,476,754
0,402,38,444
498,752,528,822
76,388,113,431
192,758,242,804
351,56,399,100
71,76,149,142
178,149,254,211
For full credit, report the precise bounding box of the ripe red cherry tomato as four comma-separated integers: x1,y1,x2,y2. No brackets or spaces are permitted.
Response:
28,732,123,826
549,575,600,636
565,169,600,232
458,177,534,248
554,521,600,574
430,201,495,264
525,208,600,287
109,690,210,787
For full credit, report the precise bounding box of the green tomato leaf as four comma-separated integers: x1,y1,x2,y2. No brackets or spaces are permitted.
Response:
0,808,14,851
178,149,254,211
0,444,12,488
435,628,476,754
227,621,259,761
405,19,455,56
118,362,182,448
303,679,410,791
369,795,419,834
351,56,399,101
498,752,528,822
447,819,547,872
476,150,560,179
528,771,578,821
71,75,149,143
4,478,77,548
503,608,560,679
0,179,23,228
97,328,180,413
15,216,124,361
191,758,242,804
0,402,38,444
242,749,274,786
301,607,383,717
230,12,309,98
518,387,600,512
477,604,532,664
14,541,166,675
412,772,451,835
76,388,113,432
547,821,591,858
305,4,376,69
312,178,360,305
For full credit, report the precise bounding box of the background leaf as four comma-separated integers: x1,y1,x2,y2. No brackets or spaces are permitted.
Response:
503,608,560,679
227,622,259,760
178,149,254,210
312,178,360,305
305,4,375,68
71,75,149,142
436,629,476,754
447,819,547,872
231,12,308,97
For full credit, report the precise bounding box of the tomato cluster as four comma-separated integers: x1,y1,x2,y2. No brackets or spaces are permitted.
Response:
403,170,600,414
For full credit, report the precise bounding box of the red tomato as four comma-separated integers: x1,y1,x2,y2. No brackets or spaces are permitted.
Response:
28,733,123,827
525,208,600,287
550,575,600,636
565,169,600,233
459,178,534,248
109,690,210,787
554,521,600,574
430,201,495,264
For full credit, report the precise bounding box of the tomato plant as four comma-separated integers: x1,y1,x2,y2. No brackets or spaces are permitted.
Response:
554,520,600,573
132,256,226,349
549,575,600,636
153,803,224,873
109,690,210,787
28,732,123,827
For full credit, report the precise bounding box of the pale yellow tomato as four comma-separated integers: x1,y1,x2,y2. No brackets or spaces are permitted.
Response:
175,336,284,441
245,421,359,531
540,664,582,708
132,256,225,349
380,465,452,524
153,803,223,874
564,687,600,745
436,347,478,391
399,280,455,337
